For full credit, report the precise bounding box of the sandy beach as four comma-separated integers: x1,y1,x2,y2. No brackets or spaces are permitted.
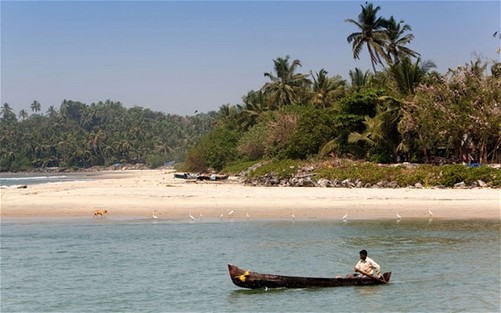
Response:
1,169,499,220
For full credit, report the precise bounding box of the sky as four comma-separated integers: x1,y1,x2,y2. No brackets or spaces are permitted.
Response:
1,0,500,116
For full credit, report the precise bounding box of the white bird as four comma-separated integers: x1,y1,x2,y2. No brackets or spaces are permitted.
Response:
428,208,433,217
152,212,158,219
342,212,348,222
246,211,250,221
290,212,295,222
199,212,204,220
228,210,235,216
219,213,224,221
396,212,402,220
189,213,195,222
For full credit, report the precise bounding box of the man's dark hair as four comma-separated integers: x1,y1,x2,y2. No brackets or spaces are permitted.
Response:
359,249,368,256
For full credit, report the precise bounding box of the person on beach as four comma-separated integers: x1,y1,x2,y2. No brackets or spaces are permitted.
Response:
353,249,382,278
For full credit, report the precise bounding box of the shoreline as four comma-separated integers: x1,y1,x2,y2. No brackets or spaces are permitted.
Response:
1,169,499,221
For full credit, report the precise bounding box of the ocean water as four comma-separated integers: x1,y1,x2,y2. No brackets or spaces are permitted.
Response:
0,173,96,187
1,218,499,313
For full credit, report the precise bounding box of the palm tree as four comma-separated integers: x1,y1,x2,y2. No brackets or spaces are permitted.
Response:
30,100,41,114
263,55,311,109
88,129,107,165
346,3,388,73
348,101,402,162
1,103,17,123
468,58,488,77
349,68,373,91
310,69,346,109
46,106,58,118
388,57,436,95
237,90,269,130
383,16,419,64
18,110,28,121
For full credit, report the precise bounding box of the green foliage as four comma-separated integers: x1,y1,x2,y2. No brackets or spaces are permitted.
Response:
237,123,269,160
339,89,384,117
247,159,306,180
393,165,434,187
328,114,366,156
0,154,32,172
314,162,500,187
222,160,260,175
367,145,393,163
283,107,337,159
146,154,167,169
438,164,501,187
183,142,208,173
0,100,215,172
438,164,469,187
315,162,398,184
236,108,300,161
184,123,241,172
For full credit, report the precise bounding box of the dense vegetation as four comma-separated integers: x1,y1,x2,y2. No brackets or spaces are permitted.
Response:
1,3,500,185
0,100,216,171
184,3,501,174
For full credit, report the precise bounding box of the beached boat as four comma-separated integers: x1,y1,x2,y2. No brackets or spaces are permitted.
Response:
197,174,229,181
173,172,228,181
173,172,198,179
228,264,391,289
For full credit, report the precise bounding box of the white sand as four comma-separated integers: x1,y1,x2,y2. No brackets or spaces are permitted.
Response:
1,169,499,220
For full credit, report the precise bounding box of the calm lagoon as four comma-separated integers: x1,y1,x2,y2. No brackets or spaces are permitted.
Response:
1,218,499,312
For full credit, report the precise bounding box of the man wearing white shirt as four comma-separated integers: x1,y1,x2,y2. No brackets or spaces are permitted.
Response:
354,249,382,278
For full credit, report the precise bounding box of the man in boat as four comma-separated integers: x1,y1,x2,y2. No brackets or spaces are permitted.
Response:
352,249,382,278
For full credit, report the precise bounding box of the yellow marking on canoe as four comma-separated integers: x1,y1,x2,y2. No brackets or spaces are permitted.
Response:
239,270,250,282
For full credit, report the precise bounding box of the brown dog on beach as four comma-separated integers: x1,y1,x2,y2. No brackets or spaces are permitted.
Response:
93,209,108,217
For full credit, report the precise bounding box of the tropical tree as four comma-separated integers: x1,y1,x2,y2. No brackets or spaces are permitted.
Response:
236,90,269,131
283,106,338,159
388,57,436,96
18,110,28,121
400,61,501,163
383,16,419,64
262,55,311,108
30,100,41,114
348,68,373,91
1,103,17,124
346,3,388,73
46,106,58,118
348,100,402,162
310,69,346,109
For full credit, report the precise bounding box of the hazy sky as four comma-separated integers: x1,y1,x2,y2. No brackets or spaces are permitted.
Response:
2,1,500,116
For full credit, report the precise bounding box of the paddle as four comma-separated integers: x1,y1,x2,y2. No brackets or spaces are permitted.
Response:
355,269,388,284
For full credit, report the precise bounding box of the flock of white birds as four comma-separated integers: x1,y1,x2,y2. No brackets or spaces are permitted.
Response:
149,208,435,223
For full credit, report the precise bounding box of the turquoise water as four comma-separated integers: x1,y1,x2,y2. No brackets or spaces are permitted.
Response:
1,218,499,312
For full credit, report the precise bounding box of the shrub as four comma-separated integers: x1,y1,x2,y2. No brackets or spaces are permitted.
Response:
184,124,241,172
438,164,468,187
237,123,269,160
248,159,305,180
283,107,337,159
222,160,261,175
146,154,167,169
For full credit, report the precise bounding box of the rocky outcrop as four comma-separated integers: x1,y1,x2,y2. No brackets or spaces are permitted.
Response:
244,171,492,189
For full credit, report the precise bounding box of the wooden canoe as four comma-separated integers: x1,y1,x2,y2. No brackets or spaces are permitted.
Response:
228,264,391,289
